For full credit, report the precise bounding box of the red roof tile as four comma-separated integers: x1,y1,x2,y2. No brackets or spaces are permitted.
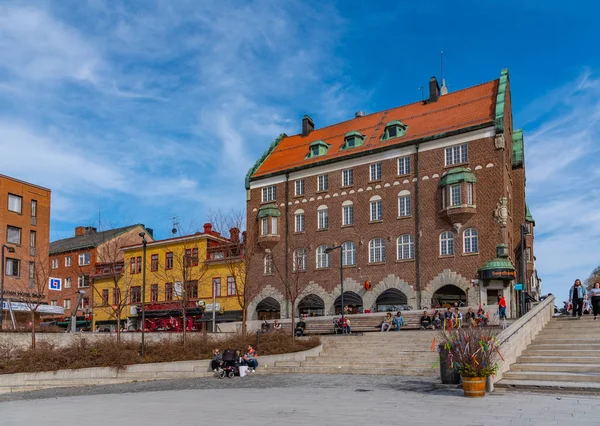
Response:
252,79,498,178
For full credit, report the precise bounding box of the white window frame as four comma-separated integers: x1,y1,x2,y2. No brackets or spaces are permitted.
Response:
341,241,356,266
77,274,90,288
51,258,59,269
78,253,91,266
263,253,274,275
342,201,354,226
370,196,383,222
369,162,382,181
293,248,307,272
65,256,72,267
341,169,354,187
6,226,21,245
64,299,71,310
397,156,411,175
271,217,278,235
317,174,329,192
261,217,269,236
7,194,22,213
294,210,305,233
445,144,468,166
261,185,276,202
526,247,531,263
5,258,20,277
398,192,411,217
64,277,72,289
463,228,479,254
227,276,237,296
440,232,454,256
294,179,305,196
449,184,462,207
368,238,386,263
316,245,330,269
317,206,329,230
467,183,473,205
397,234,415,260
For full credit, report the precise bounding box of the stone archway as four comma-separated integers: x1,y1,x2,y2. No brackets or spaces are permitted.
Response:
365,275,416,311
294,281,333,316
247,285,286,320
422,269,472,308
326,277,365,315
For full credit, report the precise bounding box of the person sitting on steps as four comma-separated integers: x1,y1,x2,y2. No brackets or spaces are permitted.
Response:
393,311,405,331
211,348,222,372
380,312,393,332
420,311,433,329
295,318,306,337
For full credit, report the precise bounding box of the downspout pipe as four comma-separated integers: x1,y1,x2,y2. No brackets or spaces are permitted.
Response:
284,173,290,318
415,143,422,309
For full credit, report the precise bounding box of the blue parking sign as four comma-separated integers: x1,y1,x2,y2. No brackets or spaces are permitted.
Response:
49,278,62,291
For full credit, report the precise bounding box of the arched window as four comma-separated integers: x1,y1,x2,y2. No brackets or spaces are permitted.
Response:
440,231,454,256
264,253,274,275
316,245,330,269
369,238,386,263
341,241,356,266
398,190,411,217
342,200,354,226
396,234,415,260
294,209,305,233
317,205,329,230
370,195,383,222
293,248,307,271
463,228,479,253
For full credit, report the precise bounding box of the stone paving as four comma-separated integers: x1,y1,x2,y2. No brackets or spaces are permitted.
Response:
1,374,599,425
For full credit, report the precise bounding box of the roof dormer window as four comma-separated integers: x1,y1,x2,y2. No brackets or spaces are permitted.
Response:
341,131,365,150
381,120,408,141
306,140,330,159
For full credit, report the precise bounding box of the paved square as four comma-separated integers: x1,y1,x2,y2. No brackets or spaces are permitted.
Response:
1,375,598,425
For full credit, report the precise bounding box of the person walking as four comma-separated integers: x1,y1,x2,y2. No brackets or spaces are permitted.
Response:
589,282,600,320
569,279,588,318
498,294,507,320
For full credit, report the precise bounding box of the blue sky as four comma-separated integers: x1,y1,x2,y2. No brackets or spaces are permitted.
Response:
0,0,598,302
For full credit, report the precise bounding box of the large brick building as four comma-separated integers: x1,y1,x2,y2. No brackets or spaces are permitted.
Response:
245,70,536,319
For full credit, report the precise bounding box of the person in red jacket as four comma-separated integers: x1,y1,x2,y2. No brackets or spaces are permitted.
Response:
498,294,507,320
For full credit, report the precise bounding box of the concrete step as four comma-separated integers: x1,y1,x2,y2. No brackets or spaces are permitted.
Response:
263,365,438,376
533,338,600,345
307,355,437,363
503,371,600,383
517,355,599,364
538,331,599,338
522,349,600,357
511,363,600,373
495,379,600,394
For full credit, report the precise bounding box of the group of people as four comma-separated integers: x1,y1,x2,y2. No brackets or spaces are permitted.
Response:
569,279,600,319
419,305,492,330
378,312,405,331
211,345,259,373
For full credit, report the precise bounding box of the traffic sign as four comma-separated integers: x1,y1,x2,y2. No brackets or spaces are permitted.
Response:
49,278,62,291
514,283,523,291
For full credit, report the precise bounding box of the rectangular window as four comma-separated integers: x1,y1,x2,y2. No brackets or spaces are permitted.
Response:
526,248,531,263
317,174,329,192
369,163,382,181
65,255,72,267
445,144,468,166
78,274,90,288
129,257,136,274
261,185,276,202
136,256,142,273
294,248,307,271
165,252,173,270
397,156,411,175
6,258,20,277
150,254,158,271
295,213,305,233
78,253,90,266
212,278,222,297
7,194,22,213
50,300,57,307
30,231,36,248
398,195,411,217
31,200,37,218
318,209,329,230
227,276,236,296
264,254,274,275
294,180,305,196
29,261,35,282
7,226,21,245
467,183,473,205
112,288,120,305
341,169,354,187
51,258,59,269
184,248,199,266
130,286,141,304
442,188,446,209
150,284,159,302
186,280,198,299
261,217,269,236
101,289,109,306
449,184,462,206
342,204,354,226
64,277,71,288
271,217,278,235
64,299,71,310
370,200,383,221
165,283,173,301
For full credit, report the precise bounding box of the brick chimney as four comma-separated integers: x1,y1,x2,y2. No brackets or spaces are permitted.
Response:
203,223,213,234
75,226,86,236
229,227,240,242
428,76,440,103
302,115,314,136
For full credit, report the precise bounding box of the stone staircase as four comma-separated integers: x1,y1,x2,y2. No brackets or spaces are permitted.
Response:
265,330,439,376
496,315,600,393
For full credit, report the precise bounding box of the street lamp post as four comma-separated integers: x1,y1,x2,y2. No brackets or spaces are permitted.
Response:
325,245,344,334
0,244,16,329
519,224,527,317
139,232,147,357
212,278,217,333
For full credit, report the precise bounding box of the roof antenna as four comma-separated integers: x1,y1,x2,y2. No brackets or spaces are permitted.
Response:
440,51,448,95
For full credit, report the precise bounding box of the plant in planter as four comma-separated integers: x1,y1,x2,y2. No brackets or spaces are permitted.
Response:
441,326,503,397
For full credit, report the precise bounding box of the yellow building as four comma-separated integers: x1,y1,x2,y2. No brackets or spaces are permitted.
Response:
92,223,244,332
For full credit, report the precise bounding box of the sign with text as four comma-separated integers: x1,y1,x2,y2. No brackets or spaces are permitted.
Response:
48,278,62,291
174,281,183,297
478,268,516,281
205,303,221,312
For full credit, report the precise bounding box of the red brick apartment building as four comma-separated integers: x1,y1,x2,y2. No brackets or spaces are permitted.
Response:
0,174,55,327
48,224,152,323
245,70,536,319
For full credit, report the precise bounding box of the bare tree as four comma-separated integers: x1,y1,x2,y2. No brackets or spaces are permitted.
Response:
585,265,600,290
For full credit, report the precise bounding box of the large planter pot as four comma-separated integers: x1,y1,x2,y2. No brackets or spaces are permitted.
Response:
461,376,486,397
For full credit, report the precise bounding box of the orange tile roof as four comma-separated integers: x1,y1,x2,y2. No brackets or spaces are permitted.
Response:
252,79,498,179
